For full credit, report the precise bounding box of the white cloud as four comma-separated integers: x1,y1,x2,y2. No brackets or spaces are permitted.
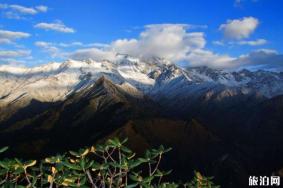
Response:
35,6,48,13
34,24,282,70
34,41,112,61
0,38,12,44
70,24,232,68
71,24,207,62
237,39,267,46
34,41,63,58
234,0,259,7
87,43,110,48
212,40,225,46
34,21,75,33
111,24,206,62
70,48,116,61
3,11,25,20
232,49,283,70
9,5,37,15
0,4,48,19
213,39,267,47
185,49,235,68
219,17,259,40
58,42,83,47
185,48,283,70
0,29,30,44
0,50,31,58
34,41,55,48
0,30,30,39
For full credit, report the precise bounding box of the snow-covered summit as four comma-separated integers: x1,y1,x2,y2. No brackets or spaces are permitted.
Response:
1,56,283,110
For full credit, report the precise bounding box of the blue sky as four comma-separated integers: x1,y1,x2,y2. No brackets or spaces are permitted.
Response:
0,0,283,70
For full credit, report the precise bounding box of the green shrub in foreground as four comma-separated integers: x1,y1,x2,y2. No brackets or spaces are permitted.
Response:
0,138,219,187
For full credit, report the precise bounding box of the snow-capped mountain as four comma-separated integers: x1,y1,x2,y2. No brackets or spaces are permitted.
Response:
1,55,283,184
1,55,283,110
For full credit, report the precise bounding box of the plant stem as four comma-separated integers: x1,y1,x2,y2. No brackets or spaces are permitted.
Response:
24,168,32,186
86,169,96,188
151,154,162,176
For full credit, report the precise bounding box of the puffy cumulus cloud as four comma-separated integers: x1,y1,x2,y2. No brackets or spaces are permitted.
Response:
69,24,235,68
219,17,259,40
72,24,207,63
215,17,266,47
111,39,138,56
68,24,283,70
34,21,75,33
71,24,238,69
0,29,30,44
114,24,206,61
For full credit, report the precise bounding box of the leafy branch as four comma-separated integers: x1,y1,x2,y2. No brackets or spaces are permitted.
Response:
0,138,219,187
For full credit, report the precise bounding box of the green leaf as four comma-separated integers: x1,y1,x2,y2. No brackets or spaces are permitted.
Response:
164,147,172,153
129,174,139,182
0,161,9,170
0,146,8,153
137,158,148,163
62,161,82,171
23,160,37,169
15,185,26,188
126,183,138,188
95,144,105,152
79,176,87,186
164,169,172,176
143,176,154,183
127,152,136,160
69,151,80,157
121,146,132,154
13,167,24,174
44,155,62,164
80,159,85,169
0,169,8,175
15,158,22,165
107,138,121,147
85,160,94,169
121,137,128,144
128,160,142,169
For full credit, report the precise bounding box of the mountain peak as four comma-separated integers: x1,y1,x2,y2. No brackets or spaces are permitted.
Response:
1,59,283,111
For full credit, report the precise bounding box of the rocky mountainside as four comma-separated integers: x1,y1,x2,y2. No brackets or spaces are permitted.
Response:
1,55,283,111
0,76,159,157
1,55,283,187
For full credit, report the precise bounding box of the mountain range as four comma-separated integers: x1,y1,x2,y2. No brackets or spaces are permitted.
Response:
1,54,283,187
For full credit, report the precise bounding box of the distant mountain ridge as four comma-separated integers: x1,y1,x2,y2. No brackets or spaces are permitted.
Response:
1,55,283,110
